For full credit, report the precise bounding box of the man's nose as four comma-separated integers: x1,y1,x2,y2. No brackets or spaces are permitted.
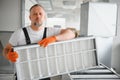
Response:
36,14,41,18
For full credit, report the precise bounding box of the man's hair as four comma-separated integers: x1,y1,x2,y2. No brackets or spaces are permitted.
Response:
29,4,45,12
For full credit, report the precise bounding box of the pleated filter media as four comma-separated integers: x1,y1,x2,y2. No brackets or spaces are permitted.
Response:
14,37,98,80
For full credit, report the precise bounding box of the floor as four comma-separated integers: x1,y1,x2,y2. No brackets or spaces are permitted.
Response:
69,65,120,80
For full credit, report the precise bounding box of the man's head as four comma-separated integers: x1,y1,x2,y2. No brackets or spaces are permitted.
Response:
29,4,46,27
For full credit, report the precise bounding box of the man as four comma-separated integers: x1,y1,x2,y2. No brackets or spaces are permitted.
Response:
3,4,76,80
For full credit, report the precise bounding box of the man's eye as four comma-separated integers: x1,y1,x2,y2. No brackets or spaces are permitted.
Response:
34,13,37,15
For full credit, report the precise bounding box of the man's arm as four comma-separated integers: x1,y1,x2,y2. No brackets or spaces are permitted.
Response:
38,28,77,47
3,43,19,62
56,28,76,41
3,43,12,59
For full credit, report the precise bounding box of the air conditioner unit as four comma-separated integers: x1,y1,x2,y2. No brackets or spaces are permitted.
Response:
80,2,117,37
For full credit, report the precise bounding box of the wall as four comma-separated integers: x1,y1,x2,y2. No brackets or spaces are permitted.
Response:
0,0,21,46
0,0,21,73
109,0,120,74
0,32,13,47
0,0,21,31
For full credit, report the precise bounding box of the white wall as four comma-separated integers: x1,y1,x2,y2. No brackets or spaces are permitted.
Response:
0,0,21,31
109,0,120,74
0,0,21,46
0,0,21,72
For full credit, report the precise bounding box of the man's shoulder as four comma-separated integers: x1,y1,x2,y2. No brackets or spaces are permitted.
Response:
22,26,30,29
13,27,28,34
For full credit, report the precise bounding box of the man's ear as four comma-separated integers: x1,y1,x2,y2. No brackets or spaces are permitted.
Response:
44,15,46,21
44,13,47,20
29,15,31,20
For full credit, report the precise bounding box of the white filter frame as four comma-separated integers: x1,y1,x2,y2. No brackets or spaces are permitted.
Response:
14,37,98,80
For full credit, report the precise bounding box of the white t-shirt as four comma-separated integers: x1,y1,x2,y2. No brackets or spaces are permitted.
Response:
9,26,61,46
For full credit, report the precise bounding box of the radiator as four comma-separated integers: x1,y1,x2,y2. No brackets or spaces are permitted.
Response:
14,37,98,80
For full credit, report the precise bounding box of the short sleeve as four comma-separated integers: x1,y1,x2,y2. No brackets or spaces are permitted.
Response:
9,29,22,46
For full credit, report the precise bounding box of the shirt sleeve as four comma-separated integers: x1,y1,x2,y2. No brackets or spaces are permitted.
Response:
9,29,22,46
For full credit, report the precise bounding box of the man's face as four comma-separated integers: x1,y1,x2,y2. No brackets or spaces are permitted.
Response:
29,6,46,26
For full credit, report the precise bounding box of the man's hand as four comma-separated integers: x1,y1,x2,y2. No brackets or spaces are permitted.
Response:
38,36,57,47
7,50,19,63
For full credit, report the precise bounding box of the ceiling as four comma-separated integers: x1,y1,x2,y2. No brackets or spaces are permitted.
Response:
35,0,86,18
35,0,108,17
35,0,109,10
36,0,82,11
